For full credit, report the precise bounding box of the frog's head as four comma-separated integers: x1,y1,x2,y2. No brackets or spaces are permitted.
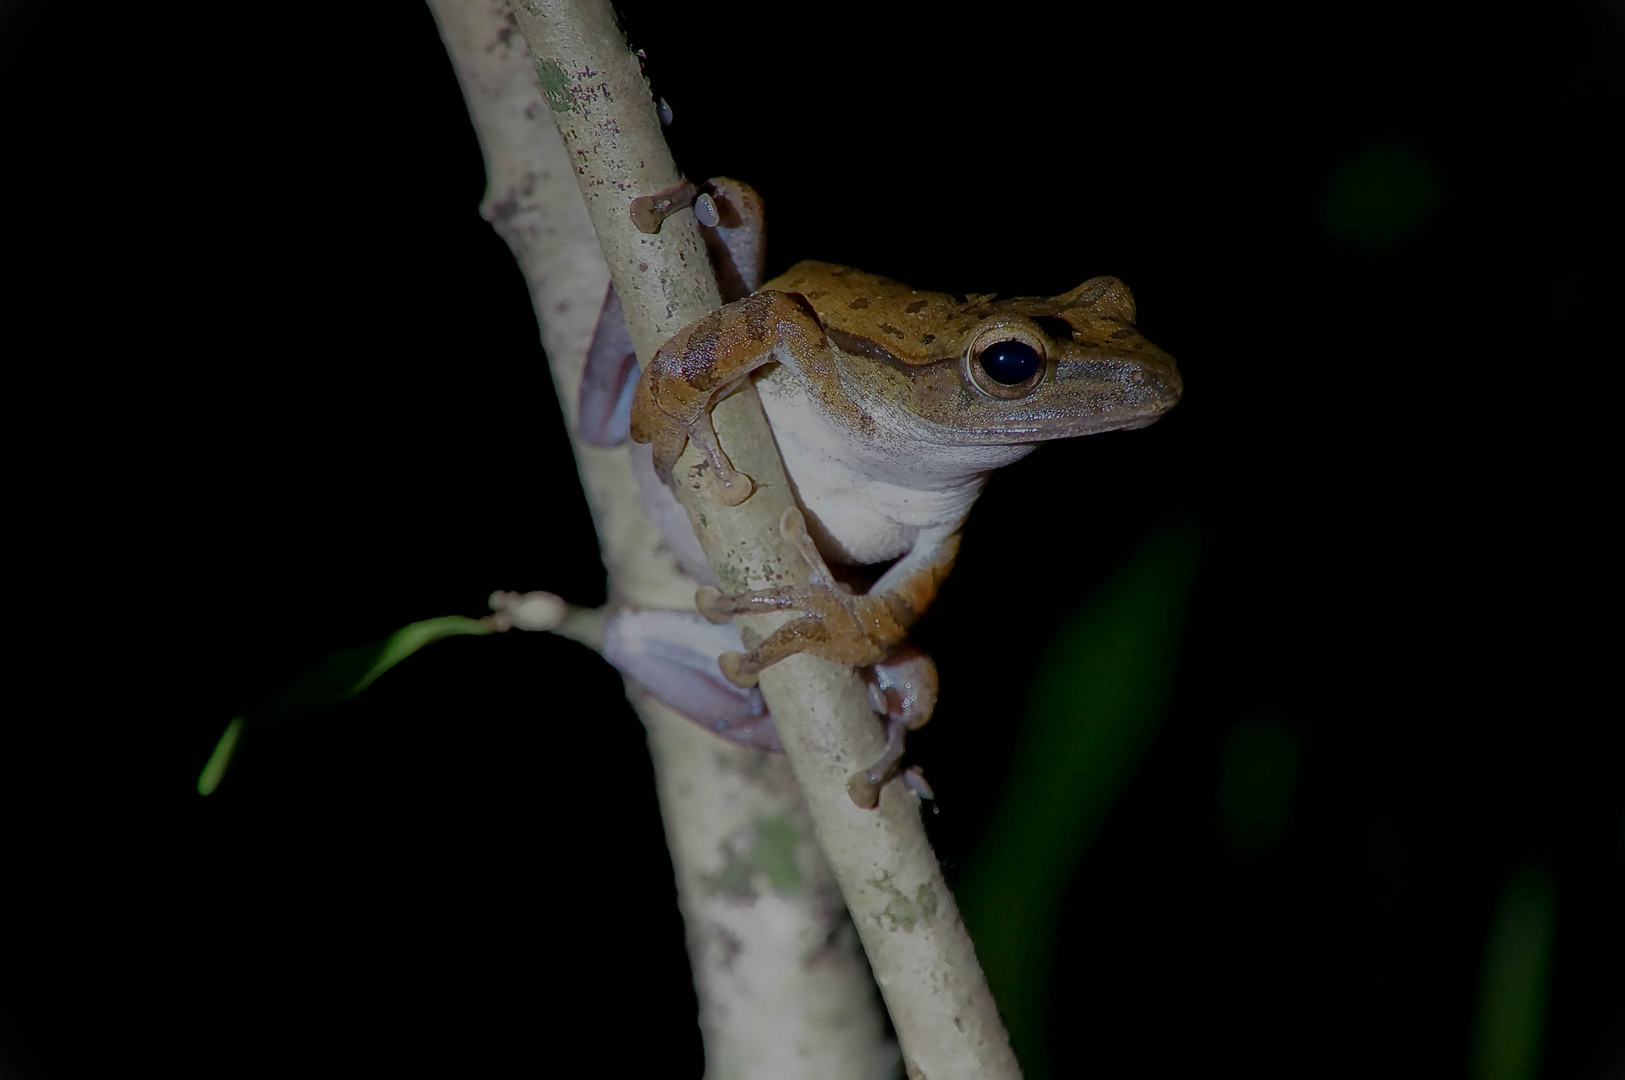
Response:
902,276,1182,444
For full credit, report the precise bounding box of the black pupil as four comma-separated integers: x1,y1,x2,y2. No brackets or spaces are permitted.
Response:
978,340,1042,385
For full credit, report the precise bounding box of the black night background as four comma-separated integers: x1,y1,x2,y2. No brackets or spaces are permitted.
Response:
1,2,1619,1077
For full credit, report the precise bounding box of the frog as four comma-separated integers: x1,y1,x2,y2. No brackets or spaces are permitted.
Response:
585,179,1182,806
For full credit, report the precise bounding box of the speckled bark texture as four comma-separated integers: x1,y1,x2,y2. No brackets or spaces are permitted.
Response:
430,1,1019,1075
427,2,897,1076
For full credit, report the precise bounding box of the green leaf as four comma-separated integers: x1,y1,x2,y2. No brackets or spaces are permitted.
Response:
1470,863,1556,1080
1320,141,1444,258
956,523,1201,1077
1216,713,1301,856
196,716,246,796
196,615,493,795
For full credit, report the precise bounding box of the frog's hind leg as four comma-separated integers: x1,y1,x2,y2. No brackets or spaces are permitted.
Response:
694,509,918,686
697,584,893,687
714,615,848,688
694,584,832,687
845,715,909,809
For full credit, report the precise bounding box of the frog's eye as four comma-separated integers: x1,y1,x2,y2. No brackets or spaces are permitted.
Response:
966,324,1048,399
978,340,1042,385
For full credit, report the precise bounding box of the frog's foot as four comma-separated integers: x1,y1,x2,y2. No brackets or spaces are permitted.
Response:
845,716,912,809
717,649,759,689
696,584,900,688
681,405,753,506
692,509,839,629
696,178,767,302
601,608,780,752
868,644,937,733
844,646,938,807
629,177,700,234
902,766,935,800
636,382,754,506
694,586,732,625
694,508,846,682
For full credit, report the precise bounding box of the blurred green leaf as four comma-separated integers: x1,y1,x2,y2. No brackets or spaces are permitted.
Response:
1470,863,1555,1080
196,716,246,796
1217,713,1301,856
1320,141,1443,257
196,615,493,795
956,523,1201,1077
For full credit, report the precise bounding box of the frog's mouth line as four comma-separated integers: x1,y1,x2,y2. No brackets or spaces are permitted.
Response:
906,393,1181,446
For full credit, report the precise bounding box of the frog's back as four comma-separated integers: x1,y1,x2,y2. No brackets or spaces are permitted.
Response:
763,260,990,366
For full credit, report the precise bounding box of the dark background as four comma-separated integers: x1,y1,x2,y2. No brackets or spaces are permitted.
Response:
2,1,1620,1077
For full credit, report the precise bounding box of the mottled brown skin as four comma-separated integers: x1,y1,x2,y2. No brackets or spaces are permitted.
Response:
689,507,947,809
631,260,1177,470
697,529,960,683
768,260,1147,367
630,230,1181,803
630,290,835,506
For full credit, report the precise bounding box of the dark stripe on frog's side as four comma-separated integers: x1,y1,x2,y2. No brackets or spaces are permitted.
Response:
769,261,1154,366
825,327,899,364
826,327,950,369
766,261,973,364
825,328,967,417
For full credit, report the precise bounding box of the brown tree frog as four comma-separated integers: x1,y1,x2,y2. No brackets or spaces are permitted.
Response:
590,180,1182,806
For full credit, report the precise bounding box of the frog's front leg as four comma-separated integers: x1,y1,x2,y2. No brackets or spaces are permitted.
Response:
629,290,836,506
696,511,961,687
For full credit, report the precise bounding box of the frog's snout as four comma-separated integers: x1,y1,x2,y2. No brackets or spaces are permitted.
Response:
1143,350,1183,409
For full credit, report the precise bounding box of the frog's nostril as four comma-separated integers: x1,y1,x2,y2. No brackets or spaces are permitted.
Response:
1155,360,1185,402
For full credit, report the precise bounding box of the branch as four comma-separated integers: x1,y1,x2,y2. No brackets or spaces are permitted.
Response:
439,0,1021,1074
426,2,892,1077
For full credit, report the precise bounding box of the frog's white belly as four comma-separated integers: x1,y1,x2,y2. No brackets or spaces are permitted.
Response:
755,364,1035,566
778,451,978,565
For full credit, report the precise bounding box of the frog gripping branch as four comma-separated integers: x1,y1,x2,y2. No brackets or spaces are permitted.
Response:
630,289,837,507
622,179,1183,806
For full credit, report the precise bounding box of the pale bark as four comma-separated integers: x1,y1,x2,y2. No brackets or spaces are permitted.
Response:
426,3,892,1077
431,2,1020,1076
